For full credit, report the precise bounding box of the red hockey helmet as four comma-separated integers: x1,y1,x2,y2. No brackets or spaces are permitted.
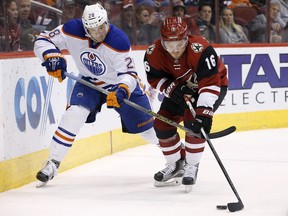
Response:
161,17,188,41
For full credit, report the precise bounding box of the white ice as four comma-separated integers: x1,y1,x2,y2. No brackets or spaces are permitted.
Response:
1,128,288,216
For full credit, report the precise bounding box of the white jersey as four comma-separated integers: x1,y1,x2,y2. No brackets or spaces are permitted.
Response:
34,19,138,91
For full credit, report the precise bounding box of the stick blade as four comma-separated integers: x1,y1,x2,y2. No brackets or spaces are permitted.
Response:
227,202,244,212
209,126,236,139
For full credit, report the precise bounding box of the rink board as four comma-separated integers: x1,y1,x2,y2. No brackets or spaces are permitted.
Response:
0,45,288,192
0,130,147,192
1,110,287,192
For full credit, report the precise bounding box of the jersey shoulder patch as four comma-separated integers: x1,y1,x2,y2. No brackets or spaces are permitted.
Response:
191,42,204,53
104,25,130,51
188,35,209,54
146,44,156,55
63,19,86,39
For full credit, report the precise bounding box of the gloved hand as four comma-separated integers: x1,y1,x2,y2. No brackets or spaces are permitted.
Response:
41,51,67,82
106,84,130,108
191,107,213,134
164,81,195,106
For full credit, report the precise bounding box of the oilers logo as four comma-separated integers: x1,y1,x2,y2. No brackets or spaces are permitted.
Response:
81,51,106,76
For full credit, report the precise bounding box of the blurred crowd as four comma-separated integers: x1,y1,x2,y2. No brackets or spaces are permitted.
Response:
0,0,287,52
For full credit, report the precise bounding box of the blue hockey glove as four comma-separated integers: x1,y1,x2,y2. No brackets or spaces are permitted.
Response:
191,107,213,134
42,50,67,82
106,84,130,108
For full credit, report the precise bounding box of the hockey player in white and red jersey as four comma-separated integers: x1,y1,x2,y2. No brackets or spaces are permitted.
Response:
34,3,158,185
144,17,229,188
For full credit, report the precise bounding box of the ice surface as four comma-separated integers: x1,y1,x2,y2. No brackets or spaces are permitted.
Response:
1,128,288,216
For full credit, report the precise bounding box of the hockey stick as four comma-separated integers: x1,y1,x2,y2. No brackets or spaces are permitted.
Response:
64,72,235,139
184,97,244,212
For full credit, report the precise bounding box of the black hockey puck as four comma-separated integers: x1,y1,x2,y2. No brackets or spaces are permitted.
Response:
216,205,227,210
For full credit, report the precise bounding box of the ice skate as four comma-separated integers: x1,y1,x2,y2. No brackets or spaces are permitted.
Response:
36,160,60,188
154,159,185,187
182,163,199,193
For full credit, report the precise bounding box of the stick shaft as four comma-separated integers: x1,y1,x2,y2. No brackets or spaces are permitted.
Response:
201,128,244,204
64,72,200,136
64,72,234,139
185,97,244,207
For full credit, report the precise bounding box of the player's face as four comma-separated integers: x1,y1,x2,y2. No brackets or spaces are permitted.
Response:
162,38,188,59
87,23,108,42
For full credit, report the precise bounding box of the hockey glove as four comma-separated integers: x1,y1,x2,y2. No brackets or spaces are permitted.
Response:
42,51,67,82
164,81,195,106
191,107,213,134
106,84,130,108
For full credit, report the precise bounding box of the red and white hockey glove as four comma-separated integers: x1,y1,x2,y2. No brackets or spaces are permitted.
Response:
191,107,214,134
164,81,195,106
106,84,130,108
42,50,67,83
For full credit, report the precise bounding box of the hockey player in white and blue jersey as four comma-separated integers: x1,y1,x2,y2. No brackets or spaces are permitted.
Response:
34,3,158,185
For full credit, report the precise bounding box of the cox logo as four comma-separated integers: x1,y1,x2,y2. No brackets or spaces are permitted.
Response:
14,76,74,132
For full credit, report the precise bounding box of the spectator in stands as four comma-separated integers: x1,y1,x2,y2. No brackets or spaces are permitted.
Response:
74,0,98,14
219,7,249,43
195,2,216,43
172,0,200,35
17,0,39,51
112,0,136,44
0,2,3,17
173,0,187,17
0,3,3,51
135,4,160,45
103,1,111,17
31,0,61,32
0,0,21,51
61,0,77,23
105,1,121,23
0,4,3,54
197,0,226,24
249,1,283,43
274,0,288,28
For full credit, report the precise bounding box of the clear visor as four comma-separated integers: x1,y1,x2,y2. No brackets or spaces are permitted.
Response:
161,38,188,52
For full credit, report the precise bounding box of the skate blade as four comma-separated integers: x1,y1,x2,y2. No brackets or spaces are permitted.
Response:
184,185,193,193
154,177,182,187
36,181,47,188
